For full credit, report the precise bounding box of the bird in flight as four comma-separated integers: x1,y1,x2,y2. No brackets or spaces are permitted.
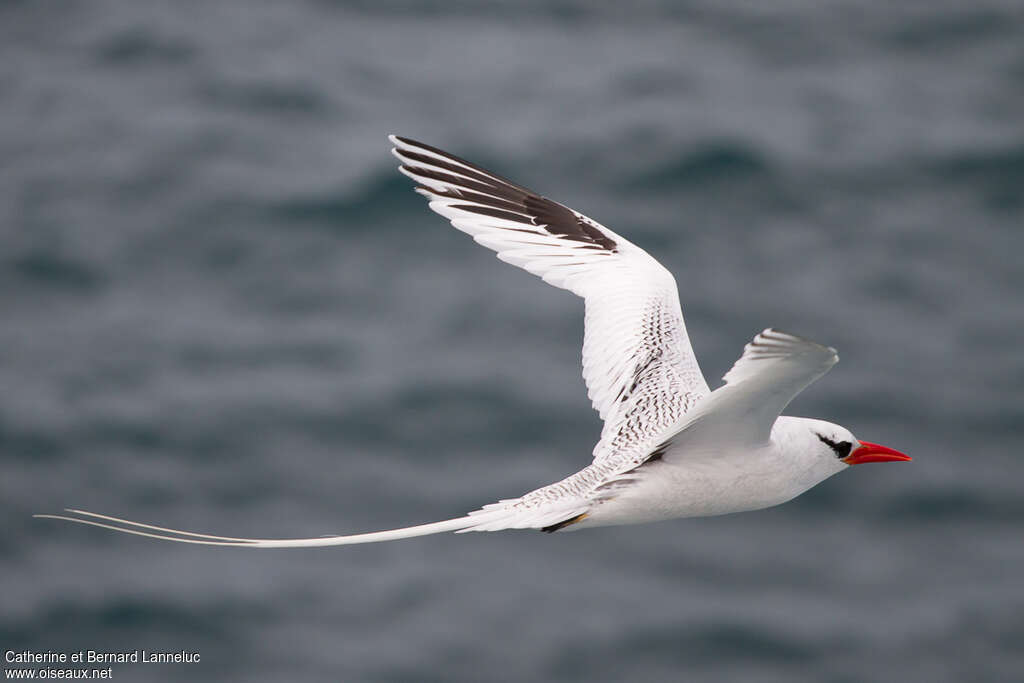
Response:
36,135,910,547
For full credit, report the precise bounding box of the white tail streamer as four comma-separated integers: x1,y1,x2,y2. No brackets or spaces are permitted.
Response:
34,509,497,548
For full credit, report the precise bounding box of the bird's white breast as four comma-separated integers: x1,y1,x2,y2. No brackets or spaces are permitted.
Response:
581,417,844,527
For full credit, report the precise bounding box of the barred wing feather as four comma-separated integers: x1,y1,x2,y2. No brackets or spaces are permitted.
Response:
391,135,709,459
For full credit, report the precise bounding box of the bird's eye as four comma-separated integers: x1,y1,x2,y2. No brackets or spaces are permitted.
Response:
833,441,853,459
817,434,853,459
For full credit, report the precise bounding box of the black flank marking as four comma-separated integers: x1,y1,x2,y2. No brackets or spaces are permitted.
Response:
644,448,667,464
626,440,672,474
642,442,670,464
541,513,588,533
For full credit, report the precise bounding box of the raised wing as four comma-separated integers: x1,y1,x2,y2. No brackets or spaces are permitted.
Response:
391,136,709,458
673,329,839,450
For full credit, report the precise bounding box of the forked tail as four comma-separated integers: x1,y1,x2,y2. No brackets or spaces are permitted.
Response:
33,508,502,548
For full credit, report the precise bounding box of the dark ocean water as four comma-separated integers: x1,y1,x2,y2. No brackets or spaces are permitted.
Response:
3,2,1023,681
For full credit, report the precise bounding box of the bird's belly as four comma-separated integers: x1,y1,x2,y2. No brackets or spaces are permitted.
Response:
582,458,809,527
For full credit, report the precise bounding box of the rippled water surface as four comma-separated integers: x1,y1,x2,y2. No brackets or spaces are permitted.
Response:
3,2,1023,681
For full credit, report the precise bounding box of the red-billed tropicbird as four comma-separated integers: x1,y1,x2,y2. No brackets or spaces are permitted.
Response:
36,135,910,547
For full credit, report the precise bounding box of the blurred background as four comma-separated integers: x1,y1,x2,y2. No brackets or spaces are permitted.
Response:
3,1,1022,681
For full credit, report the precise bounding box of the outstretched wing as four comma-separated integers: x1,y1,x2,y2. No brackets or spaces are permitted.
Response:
391,136,709,458
672,328,839,450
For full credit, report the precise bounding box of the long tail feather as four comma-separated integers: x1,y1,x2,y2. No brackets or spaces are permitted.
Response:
33,508,493,548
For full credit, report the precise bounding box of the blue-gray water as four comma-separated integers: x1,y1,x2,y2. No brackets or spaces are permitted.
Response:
3,2,1023,681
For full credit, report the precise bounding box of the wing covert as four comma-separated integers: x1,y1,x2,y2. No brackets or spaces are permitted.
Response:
671,328,839,450
390,135,709,450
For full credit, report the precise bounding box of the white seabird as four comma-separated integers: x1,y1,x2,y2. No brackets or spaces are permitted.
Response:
36,135,910,547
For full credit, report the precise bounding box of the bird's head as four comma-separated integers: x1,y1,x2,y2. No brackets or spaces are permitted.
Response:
809,422,911,469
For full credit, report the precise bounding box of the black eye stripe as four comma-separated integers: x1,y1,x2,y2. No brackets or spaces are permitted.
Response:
817,433,853,459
